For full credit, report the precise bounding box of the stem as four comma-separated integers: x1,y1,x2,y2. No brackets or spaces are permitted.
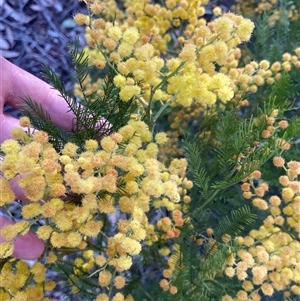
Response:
145,62,185,130
186,189,220,218
95,43,119,74
152,92,179,125
138,283,156,301
107,270,117,300
136,95,148,110
3,204,17,222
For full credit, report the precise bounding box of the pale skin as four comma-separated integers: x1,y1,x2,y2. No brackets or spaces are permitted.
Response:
0,56,76,259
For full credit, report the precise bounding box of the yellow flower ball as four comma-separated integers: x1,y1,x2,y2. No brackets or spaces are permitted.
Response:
67,232,82,247
122,27,139,45
282,187,294,202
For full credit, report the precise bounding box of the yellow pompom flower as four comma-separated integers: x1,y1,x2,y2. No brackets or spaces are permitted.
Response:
15,155,36,174
291,285,300,295
0,178,15,205
236,19,255,42
62,142,78,157
179,43,196,62
95,255,107,267
122,27,139,45
134,43,155,61
121,238,142,256
1,139,21,154
155,132,168,145
261,282,274,296
33,131,49,144
119,196,135,213
108,26,123,41
36,225,53,240
111,133,123,143
282,187,294,202
146,143,158,158
79,220,103,237
222,295,233,301
213,6,222,16
10,127,28,142
97,294,109,301
114,275,126,289
118,42,134,58
259,60,270,70
115,255,133,271
74,13,88,26
98,269,112,287
40,202,58,218
224,266,235,278
49,183,66,197
119,85,141,102
112,292,125,301
53,213,73,231
0,224,18,241
31,261,46,275
85,139,98,151
44,280,56,292
114,74,127,88
18,174,46,202
22,141,41,158
167,58,182,72
17,228,33,249
46,252,57,264
218,86,234,102
67,232,82,247
283,204,294,216
251,265,268,282
118,125,135,140
236,290,247,300
50,232,68,248
19,116,31,127
0,242,14,258
11,291,29,300
214,41,229,65
101,136,117,153
214,16,234,34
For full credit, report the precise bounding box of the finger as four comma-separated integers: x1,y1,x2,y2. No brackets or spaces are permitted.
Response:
0,56,75,130
0,215,44,260
9,176,31,202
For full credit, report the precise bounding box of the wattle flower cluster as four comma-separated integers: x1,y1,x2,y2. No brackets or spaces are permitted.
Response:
223,155,300,299
74,0,256,111
162,36,300,158
0,260,54,301
73,0,300,164
0,118,191,299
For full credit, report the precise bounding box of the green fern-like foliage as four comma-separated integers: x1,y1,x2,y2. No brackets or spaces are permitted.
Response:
154,206,255,301
212,206,256,242
183,72,297,210
174,72,298,301
183,111,272,211
18,40,134,151
250,0,300,62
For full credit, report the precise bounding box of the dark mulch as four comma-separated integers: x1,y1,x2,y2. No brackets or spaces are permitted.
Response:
1,0,87,86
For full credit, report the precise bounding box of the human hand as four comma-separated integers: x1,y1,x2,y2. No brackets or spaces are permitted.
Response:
0,56,77,260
